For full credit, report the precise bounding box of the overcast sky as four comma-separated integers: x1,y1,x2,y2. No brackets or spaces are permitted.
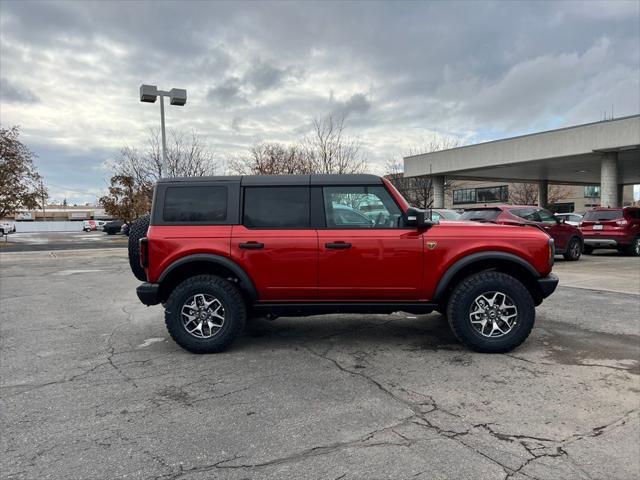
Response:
1,0,639,204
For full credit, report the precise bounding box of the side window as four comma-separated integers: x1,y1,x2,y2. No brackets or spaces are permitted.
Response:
243,187,310,228
163,186,227,223
510,208,537,221
537,209,557,224
323,186,402,229
430,211,442,221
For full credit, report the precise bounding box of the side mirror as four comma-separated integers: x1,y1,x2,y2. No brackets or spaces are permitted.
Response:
556,216,565,224
405,207,439,228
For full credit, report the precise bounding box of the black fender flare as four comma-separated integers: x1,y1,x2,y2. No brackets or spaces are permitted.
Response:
158,254,258,302
433,251,540,301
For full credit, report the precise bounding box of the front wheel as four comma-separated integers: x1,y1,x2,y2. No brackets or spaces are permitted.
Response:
563,237,582,261
164,275,246,354
447,271,535,353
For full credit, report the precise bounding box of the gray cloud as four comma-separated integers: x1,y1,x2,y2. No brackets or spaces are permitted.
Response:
334,93,371,118
207,77,247,107
0,0,638,203
244,62,291,91
0,78,39,103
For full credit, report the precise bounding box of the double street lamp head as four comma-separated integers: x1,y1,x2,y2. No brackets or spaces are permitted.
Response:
139,84,187,105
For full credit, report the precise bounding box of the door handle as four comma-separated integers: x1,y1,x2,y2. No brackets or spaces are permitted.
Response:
239,242,264,249
325,242,351,249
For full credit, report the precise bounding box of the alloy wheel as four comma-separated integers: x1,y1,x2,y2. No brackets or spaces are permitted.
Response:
180,293,225,339
469,291,518,338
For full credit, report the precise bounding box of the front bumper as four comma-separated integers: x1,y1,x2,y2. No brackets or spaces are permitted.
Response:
537,273,559,299
137,283,161,306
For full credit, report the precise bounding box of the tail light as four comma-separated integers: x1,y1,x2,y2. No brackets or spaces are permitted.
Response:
616,219,628,226
548,238,555,266
139,238,149,268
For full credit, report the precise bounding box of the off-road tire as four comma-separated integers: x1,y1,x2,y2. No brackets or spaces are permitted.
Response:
128,214,150,281
582,245,594,255
164,275,246,354
446,271,535,353
563,237,582,261
625,237,640,257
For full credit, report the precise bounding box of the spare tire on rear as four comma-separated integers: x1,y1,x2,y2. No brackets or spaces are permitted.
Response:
128,214,150,281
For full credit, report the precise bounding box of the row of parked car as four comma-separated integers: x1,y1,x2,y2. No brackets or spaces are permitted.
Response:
433,205,640,259
82,219,130,235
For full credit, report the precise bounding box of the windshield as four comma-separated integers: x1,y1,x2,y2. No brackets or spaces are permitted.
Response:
582,210,623,221
459,209,501,221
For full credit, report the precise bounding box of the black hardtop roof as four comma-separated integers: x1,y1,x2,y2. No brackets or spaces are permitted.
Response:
157,174,382,186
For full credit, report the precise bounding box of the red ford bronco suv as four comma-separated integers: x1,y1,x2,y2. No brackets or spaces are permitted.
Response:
128,174,558,354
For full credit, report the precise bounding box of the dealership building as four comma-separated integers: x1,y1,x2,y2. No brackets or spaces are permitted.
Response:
404,115,640,212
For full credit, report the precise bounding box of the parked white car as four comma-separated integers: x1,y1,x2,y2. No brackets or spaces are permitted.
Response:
555,213,583,227
0,222,16,235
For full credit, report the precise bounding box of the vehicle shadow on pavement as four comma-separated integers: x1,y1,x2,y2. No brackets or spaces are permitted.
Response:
238,314,462,352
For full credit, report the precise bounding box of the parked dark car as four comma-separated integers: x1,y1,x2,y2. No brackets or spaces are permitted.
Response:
103,220,124,235
580,207,640,256
460,205,583,261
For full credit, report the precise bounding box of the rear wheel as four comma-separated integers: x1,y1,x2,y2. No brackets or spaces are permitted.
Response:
625,238,640,257
563,237,582,261
164,275,246,354
128,214,150,281
447,271,535,353
582,245,594,255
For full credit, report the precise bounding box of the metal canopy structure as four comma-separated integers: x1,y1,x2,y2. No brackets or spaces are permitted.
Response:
404,115,640,207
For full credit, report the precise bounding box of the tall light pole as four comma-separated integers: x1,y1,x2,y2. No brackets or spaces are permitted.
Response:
139,84,187,177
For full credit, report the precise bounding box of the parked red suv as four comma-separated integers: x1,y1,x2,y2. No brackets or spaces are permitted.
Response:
127,175,558,354
580,207,640,256
459,206,583,261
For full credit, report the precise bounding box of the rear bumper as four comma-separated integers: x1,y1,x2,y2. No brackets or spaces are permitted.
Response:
537,273,559,299
583,238,619,247
582,231,632,247
137,283,161,306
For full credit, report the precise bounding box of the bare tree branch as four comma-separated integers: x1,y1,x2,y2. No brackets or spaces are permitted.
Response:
385,134,461,208
100,128,217,219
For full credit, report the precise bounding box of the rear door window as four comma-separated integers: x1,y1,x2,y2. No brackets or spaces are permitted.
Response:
536,209,557,225
243,187,310,228
509,208,538,221
163,186,227,223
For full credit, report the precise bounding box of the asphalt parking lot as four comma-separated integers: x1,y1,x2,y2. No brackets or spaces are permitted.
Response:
1,245,638,480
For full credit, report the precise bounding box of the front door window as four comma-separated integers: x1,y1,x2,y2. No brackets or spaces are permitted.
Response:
323,186,402,229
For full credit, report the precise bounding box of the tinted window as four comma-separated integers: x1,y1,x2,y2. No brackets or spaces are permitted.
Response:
537,209,557,224
163,186,227,223
459,209,501,221
323,186,402,228
243,187,309,228
583,210,623,221
510,208,538,221
477,186,509,203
